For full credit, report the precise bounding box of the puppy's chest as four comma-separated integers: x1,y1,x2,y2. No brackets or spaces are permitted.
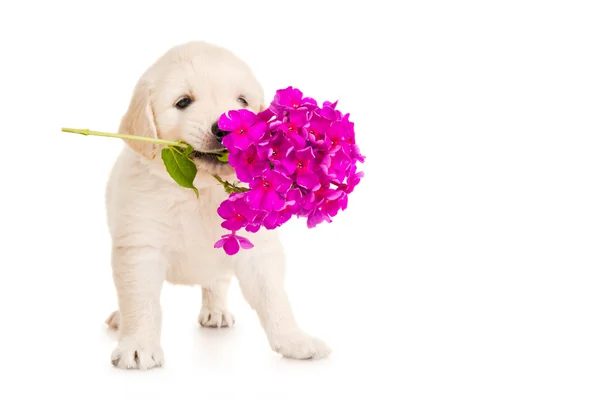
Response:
172,191,232,270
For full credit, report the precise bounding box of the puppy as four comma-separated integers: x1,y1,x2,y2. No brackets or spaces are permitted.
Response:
104,41,331,370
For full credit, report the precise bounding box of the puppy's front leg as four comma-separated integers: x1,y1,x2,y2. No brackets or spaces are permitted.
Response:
110,246,166,370
236,249,331,359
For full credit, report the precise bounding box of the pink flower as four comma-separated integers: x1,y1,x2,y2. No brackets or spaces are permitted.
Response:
323,190,348,218
262,188,304,229
217,194,260,231
228,144,270,183
259,131,293,164
273,110,309,148
318,100,342,121
214,232,254,255
306,207,332,229
305,114,333,150
246,170,292,211
326,120,353,155
279,147,321,191
212,86,365,256
219,109,267,151
341,165,365,194
321,148,352,184
244,210,266,233
255,107,275,122
270,86,317,115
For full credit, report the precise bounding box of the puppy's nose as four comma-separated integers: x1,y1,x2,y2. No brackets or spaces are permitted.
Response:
211,121,229,142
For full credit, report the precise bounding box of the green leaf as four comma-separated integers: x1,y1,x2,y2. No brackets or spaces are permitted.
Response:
217,152,229,163
161,146,199,197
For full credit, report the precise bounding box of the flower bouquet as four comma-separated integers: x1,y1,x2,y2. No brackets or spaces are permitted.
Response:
62,87,365,255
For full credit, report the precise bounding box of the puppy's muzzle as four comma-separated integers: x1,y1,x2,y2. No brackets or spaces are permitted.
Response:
211,122,229,143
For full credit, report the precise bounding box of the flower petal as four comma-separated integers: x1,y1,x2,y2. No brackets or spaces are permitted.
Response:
297,171,321,191
247,121,267,141
296,146,316,162
218,110,239,131
245,222,262,233
223,237,240,255
217,200,235,219
289,110,309,127
234,167,253,183
263,212,280,229
279,155,298,175
266,170,292,192
250,160,271,179
263,190,285,211
245,188,265,210
307,209,327,228
325,189,343,201
238,236,254,249
221,218,245,231
239,109,257,126
256,108,275,122
222,134,235,151
232,133,253,150
288,131,307,149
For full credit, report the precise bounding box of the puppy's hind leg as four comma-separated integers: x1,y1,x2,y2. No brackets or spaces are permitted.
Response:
198,277,235,328
110,246,166,370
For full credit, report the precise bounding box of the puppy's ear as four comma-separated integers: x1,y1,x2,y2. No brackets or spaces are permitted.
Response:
118,81,159,160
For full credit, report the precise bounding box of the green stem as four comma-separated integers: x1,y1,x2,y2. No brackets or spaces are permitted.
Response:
62,127,183,147
62,127,229,155
212,175,250,193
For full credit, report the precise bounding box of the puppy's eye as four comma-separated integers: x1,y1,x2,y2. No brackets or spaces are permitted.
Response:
175,96,193,110
237,96,249,107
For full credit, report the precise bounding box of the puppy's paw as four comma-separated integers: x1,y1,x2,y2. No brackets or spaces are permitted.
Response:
270,331,332,360
105,310,120,330
111,338,164,370
198,306,235,328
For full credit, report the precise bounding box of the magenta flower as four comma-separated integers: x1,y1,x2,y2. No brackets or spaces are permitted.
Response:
262,211,288,230
244,210,265,233
272,109,309,148
321,148,352,183
279,147,321,191
343,165,365,194
317,100,342,122
217,194,260,231
214,232,254,255
246,170,292,211
212,86,365,255
258,131,293,165
255,107,275,123
306,207,332,229
350,144,366,163
228,144,270,183
262,188,304,229
270,86,317,114
282,187,305,214
219,109,267,151
304,114,333,149
324,190,348,218
326,120,354,155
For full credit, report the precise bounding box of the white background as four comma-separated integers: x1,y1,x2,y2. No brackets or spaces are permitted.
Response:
0,0,599,399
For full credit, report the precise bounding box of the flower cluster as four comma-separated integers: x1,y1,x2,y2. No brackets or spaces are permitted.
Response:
214,86,365,255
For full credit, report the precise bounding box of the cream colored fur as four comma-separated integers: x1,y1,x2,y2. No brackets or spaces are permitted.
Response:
105,41,331,370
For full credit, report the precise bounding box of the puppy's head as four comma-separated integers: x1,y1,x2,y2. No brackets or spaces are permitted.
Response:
119,41,265,176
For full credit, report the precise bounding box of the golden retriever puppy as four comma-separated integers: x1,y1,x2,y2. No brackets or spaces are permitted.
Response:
104,41,331,370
